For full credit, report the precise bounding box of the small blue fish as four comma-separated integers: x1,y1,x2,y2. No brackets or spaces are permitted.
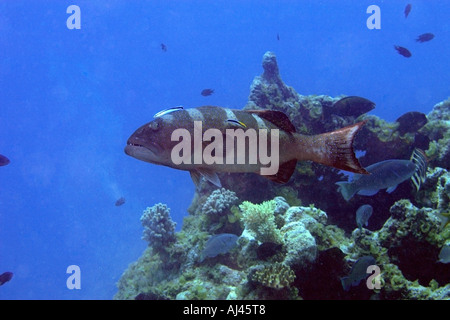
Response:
0,154,10,166
404,4,412,18
0,272,13,286
356,204,373,229
341,256,376,291
153,106,184,118
115,197,125,206
416,33,435,43
200,233,239,262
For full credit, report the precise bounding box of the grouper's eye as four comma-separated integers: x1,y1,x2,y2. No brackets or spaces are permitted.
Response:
148,118,162,131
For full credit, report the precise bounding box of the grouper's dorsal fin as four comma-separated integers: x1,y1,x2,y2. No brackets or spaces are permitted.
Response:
246,110,296,133
260,159,297,184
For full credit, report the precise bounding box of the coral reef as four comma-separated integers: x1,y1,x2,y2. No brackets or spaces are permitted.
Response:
115,52,450,300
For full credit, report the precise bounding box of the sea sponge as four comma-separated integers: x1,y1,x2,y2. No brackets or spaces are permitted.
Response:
240,200,283,244
141,203,176,251
251,262,295,289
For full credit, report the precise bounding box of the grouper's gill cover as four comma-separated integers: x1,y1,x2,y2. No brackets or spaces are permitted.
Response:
125,105,368,187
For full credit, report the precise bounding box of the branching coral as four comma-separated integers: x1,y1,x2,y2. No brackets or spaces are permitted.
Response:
251,263,295,289
201,188,239,216
141,203,176,251
239,200,283,244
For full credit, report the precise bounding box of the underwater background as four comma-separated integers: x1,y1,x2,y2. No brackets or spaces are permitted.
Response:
0,1,449,300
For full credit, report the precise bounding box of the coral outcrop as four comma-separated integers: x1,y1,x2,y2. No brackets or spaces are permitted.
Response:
141,203,176,252
115,52,450,300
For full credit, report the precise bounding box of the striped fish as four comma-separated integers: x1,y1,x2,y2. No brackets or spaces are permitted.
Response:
125,105,368,187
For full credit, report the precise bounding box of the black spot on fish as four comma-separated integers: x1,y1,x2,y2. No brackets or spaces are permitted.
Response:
416,33,435,43
256,242,283,260
201,88,214,96
395,111,428,135
331,96,375,117
115,197,126,206
161,43,167,52
0,272,13,286
404,4,412,18
0,154,9,166
394,45,412,58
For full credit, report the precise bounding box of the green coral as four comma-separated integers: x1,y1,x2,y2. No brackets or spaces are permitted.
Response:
240,200,283,244
251,263,295,289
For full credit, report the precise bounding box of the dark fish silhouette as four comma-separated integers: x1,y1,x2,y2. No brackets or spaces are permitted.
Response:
336,149,427,201
396,111,427,135
356,204,373,229
394,45,412,58
341,256,376,291
277,33,280,41
0,154,9,166
161,43,167,52
404,4,412,18
416,33,435,43
115,197,125,206
201,89,214,96
331,96,375,117
200,233,239,262
0,272,13,286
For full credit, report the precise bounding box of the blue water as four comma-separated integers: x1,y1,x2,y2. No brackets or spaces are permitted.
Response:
0,1,448,299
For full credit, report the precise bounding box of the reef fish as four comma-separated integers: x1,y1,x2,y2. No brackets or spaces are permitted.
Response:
0,272,13,286
438,244,450,264
200,233,239,262
331,96,375,117
201,89,214,96
416,33,435,43
395,111,428,135
404,4,412,18
115,197,126,206
125,106,368,187
336,149,427,201
356,204,373,229
161,43,167,52
394,46,412,58
0,154,10,166
341,256,376,291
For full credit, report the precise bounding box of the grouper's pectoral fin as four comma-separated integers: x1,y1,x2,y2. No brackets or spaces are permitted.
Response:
260,159,297,184
190,168,222,188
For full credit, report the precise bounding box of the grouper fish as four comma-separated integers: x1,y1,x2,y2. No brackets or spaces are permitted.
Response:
336,148,427,201
125,106,368,187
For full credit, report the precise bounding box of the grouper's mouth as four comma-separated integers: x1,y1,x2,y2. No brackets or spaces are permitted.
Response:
124,138,163,164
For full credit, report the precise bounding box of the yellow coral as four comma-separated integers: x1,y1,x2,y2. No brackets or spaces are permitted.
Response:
252,263,295,289
240,200,283,244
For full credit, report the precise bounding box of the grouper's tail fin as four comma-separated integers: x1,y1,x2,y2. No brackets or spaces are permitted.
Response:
296,121,369,175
